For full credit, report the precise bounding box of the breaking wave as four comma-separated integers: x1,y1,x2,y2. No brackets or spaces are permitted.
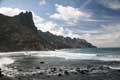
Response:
30,51,120,61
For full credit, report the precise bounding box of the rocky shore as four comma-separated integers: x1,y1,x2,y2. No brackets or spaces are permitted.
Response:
0,68,14,80
1,63,120,80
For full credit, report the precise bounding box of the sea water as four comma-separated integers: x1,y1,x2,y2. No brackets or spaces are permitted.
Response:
0,48,120,65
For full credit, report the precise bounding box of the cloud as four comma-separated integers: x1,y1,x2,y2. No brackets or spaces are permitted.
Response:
76,23,120,47
32,12,69,36
39,0,46,6
34,15,78,37
0,7,26,16
50,4,90,24
101,0,120,9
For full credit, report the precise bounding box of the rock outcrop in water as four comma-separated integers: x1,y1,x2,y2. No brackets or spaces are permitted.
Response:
0,12,96,52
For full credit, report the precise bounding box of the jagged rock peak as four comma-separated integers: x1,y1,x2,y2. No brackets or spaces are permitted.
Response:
19,11,33,17
18,11,33,21
15,11,37,30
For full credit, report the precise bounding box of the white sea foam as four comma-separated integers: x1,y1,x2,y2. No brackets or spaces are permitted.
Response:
0,57,16,77
1,50,120,62
30,51,120,61
0,57,15,68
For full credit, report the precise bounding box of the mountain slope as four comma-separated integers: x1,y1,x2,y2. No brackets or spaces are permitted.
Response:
0,12,96,52
38,31,96,49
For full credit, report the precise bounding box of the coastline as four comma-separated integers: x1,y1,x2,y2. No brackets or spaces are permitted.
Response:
1,61,120,80
0,48,120,80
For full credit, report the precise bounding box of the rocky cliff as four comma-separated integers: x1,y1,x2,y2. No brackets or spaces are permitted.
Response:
0,12,96,52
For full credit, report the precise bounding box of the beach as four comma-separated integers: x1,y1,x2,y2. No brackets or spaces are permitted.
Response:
0,49,120,80
1,59,120,80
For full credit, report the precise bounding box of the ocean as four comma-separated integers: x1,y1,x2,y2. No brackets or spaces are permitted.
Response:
0,48,120,77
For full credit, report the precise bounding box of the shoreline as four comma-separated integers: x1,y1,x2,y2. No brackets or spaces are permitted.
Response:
0,49,120,80
1,63,120,80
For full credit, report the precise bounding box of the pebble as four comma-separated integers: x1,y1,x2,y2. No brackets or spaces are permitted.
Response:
40,61,45,64
64,70,69,75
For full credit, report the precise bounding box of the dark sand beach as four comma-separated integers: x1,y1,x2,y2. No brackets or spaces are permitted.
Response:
1,50,120,80
1,61,120,80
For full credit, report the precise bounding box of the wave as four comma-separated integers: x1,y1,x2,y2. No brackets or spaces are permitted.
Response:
30,51,120,61
0,57,15,68
1,50,120,62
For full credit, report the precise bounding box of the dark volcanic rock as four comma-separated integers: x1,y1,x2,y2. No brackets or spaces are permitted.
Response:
64,70,70,75
36,66,40,69
0,68,3,77
0,12,96,52
0,12,51,51
40,61,45,64
57,73,62,77
0,68,14,80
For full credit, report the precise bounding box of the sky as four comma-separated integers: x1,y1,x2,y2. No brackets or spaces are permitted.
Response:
0,0,120,47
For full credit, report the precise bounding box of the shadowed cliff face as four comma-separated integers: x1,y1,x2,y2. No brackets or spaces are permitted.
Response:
0,12,96,52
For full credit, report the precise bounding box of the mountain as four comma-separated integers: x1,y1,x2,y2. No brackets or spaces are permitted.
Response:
38,31,96,49
0,12,96,52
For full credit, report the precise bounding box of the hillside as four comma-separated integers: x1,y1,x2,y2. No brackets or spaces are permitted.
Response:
0,12,96,52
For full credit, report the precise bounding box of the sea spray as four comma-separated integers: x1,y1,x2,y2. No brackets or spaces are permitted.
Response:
0,57,15,68
0,57,17,77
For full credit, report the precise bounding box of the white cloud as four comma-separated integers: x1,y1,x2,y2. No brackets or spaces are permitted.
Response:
102,0,120,9
33,13,66,36
0,7,26,16
76,24,120,47
50,4,90,24
32,13,66,36
39,0,46,6
34,17,77,37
